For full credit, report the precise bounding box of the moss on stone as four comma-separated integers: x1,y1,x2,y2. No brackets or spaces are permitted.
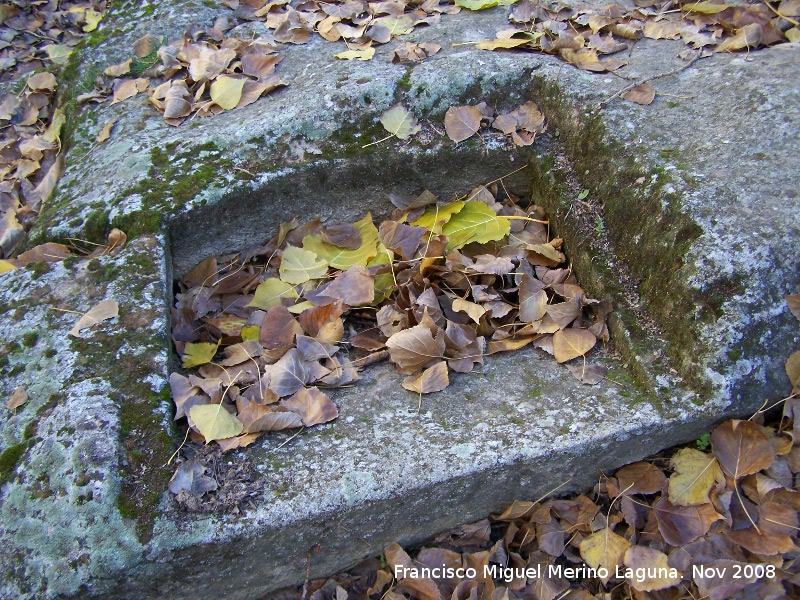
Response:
522,75,713,400
0,443,27,484
27,261,51,279
21,331,39,348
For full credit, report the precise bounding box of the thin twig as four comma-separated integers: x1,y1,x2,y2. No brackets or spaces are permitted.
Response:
597,52,709,109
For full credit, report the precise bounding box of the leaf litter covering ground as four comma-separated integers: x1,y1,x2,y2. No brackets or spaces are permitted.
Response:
167,183,613,471
253,297,800,599
267,404,800,600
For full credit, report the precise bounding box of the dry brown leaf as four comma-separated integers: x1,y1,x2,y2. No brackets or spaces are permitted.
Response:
69,300,119,336
711,419,776,479
444,105,482,143
565,362,607,385
616,461,667,495
386,322,446,374
785,350,800,391
6,386,27,411
653,496,723,545
621,82,656,105
402,361,449,394
96,119,116,144
552,329,596,363
787,294,800,321
281,386,338,426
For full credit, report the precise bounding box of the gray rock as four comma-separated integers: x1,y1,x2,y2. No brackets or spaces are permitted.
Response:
1,0,798,597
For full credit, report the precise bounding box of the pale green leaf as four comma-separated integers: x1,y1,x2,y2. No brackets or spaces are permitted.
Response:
44,45,73,65
248,278,298,310
380,103,420,140
182,341,219,368
303,213,379,269
190,404,243,443
441,201,510,251
210,76,246,110
411,201,465,233
280,246,329,284
373,15,415,35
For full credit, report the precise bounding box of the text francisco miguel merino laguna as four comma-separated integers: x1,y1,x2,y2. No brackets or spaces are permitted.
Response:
393,563,681,584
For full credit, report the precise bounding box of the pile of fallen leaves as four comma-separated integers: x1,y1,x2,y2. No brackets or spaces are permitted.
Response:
471,0,800,74
0,1,105,79
169,183,611,453
267,294,800,599
292,403,800,599
224,0,457,61
0,1,109,258
89,29,286,125
0,72,64,258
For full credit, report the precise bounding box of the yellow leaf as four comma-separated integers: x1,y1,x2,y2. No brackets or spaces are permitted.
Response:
43,108,66,144
681,1,730,14
452,298,487,324
189,404,243,443
210,76,246,110
668,447,724,506
442,201,510,251
279,246,329,284
240,325,261,342
623,546,682,591
181,341,220,368
476,38,531,50
379,104,420,140
579,527,631,584
0,260,17,274
248,278,298,310
83,9,103,32
287,301,316,314
96,119,116,144
302,213,379,270
334,48,375,60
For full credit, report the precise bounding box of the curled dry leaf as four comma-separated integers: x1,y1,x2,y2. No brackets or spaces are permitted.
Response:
69,300,119,337
282,386,338,426
6,386,28,411
402,361,450,394
621,82,656,105
386,322,446,375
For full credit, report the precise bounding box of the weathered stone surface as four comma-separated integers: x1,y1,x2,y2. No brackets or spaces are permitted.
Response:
1,0,798,597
